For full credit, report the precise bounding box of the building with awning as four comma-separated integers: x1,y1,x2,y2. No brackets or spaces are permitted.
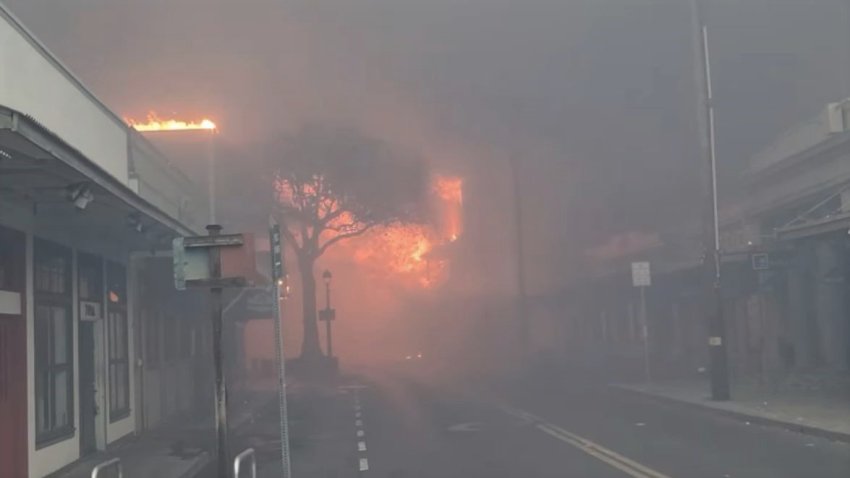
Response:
744,98,850,375
0,4,214,477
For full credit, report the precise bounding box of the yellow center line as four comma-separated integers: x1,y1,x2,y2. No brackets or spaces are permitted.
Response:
502,405,671,478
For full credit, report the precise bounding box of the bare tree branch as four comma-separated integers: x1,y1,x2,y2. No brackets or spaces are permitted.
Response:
278,217,303,254
325,221,360,233
279,203,313,224
317,222,377,256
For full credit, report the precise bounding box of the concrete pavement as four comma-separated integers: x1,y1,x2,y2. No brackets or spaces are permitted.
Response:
612,379,850,443
247,368,850,477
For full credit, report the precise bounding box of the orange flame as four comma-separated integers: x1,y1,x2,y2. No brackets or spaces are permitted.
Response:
342,175,463,289
432,176,463,243
126,112,217,132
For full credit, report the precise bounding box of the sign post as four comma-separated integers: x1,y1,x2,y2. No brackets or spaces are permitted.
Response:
207,225,228,478
631,262,652,383
269,220,292,478
173,226,249,478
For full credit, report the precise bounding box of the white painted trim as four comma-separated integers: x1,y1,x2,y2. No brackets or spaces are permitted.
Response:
26,232,34,474
27,233,83,477
105,260,135,444
0,290,21,315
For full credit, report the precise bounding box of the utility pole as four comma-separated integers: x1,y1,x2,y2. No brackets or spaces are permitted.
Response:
639,285,651,383
691,0,730,400
269,220,293,478
206,224,230,476
631,261,652,383
509,155,529,358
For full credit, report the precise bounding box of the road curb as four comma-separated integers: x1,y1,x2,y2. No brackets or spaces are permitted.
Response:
610,384,850,444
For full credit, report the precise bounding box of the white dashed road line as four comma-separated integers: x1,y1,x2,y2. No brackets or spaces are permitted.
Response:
352,387,370,473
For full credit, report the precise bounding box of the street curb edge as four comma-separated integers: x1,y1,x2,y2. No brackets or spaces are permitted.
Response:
610,384,850,445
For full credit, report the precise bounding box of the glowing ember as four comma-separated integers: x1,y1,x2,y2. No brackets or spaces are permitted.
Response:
126,112,217,132
433,176,463,204
432,176,463,243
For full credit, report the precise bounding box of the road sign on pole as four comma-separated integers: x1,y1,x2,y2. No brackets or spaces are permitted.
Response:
269,220,292,478
631,261,651,287
631,262,652,383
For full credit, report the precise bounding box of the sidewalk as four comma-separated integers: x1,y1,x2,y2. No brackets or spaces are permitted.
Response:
51,390,276,478
612,377,850,443
48,429,210,478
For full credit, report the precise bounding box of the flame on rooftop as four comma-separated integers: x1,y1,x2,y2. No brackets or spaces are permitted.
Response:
126,112,217,132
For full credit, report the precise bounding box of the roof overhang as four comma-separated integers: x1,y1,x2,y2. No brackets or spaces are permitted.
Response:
0,107,197,240
775,211,850,241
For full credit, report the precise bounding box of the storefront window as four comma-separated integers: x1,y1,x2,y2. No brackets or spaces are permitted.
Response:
107,262,130,421
34,238,73,446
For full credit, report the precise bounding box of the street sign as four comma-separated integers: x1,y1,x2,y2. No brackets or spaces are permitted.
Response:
173,233,250,289
631,261,651,287
173,237,210,290
751,252,769,271
270,224,284,281
319,308,336,321
226,287,276,321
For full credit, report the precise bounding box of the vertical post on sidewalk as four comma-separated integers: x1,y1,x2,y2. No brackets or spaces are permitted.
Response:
207,224,230,478
639,285,651,383
631,262,652,384
322,270,334,358
269,220,293,478
691,0,730,401
325,314,333,358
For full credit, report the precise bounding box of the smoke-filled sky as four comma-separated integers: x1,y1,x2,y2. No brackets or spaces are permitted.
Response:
6,0,850,288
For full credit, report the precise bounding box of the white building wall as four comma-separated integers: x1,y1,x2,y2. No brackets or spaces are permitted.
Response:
2,204,140,476
107,260,136,445
25,232,81,477
0,6,129,184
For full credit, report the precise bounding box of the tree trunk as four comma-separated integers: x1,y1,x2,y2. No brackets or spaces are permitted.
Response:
298,254,323,359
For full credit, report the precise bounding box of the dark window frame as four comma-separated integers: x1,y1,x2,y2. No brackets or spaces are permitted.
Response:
34,238,74,447
106,261,130,422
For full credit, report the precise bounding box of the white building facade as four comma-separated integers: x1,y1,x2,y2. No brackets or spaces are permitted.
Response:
0,5,212,477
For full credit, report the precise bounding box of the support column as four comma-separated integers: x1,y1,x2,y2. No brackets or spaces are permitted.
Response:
814,240,848,370
786,246,817,369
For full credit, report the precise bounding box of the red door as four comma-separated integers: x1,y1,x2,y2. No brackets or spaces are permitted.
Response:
0,225,27,478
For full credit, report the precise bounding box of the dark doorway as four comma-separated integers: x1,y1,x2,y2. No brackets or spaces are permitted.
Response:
79,321,97,454
78,253,103,455
0,225,27,478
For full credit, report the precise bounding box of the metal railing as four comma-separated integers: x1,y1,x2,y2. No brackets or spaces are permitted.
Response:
233,448,257,478
91,458,122,478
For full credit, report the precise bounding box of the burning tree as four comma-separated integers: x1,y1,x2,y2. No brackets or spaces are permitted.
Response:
271,124,426,360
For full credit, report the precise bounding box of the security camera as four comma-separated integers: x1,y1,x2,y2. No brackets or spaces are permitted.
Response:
66,183,94,210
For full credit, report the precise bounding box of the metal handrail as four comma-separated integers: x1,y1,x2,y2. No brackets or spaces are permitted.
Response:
233,448,257,478
91,457,122,478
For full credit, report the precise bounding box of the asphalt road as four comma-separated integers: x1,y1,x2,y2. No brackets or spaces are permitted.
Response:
251,368,850,478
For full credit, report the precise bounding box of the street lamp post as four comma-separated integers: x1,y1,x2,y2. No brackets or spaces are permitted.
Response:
692,0,730,400
320,270,336,358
